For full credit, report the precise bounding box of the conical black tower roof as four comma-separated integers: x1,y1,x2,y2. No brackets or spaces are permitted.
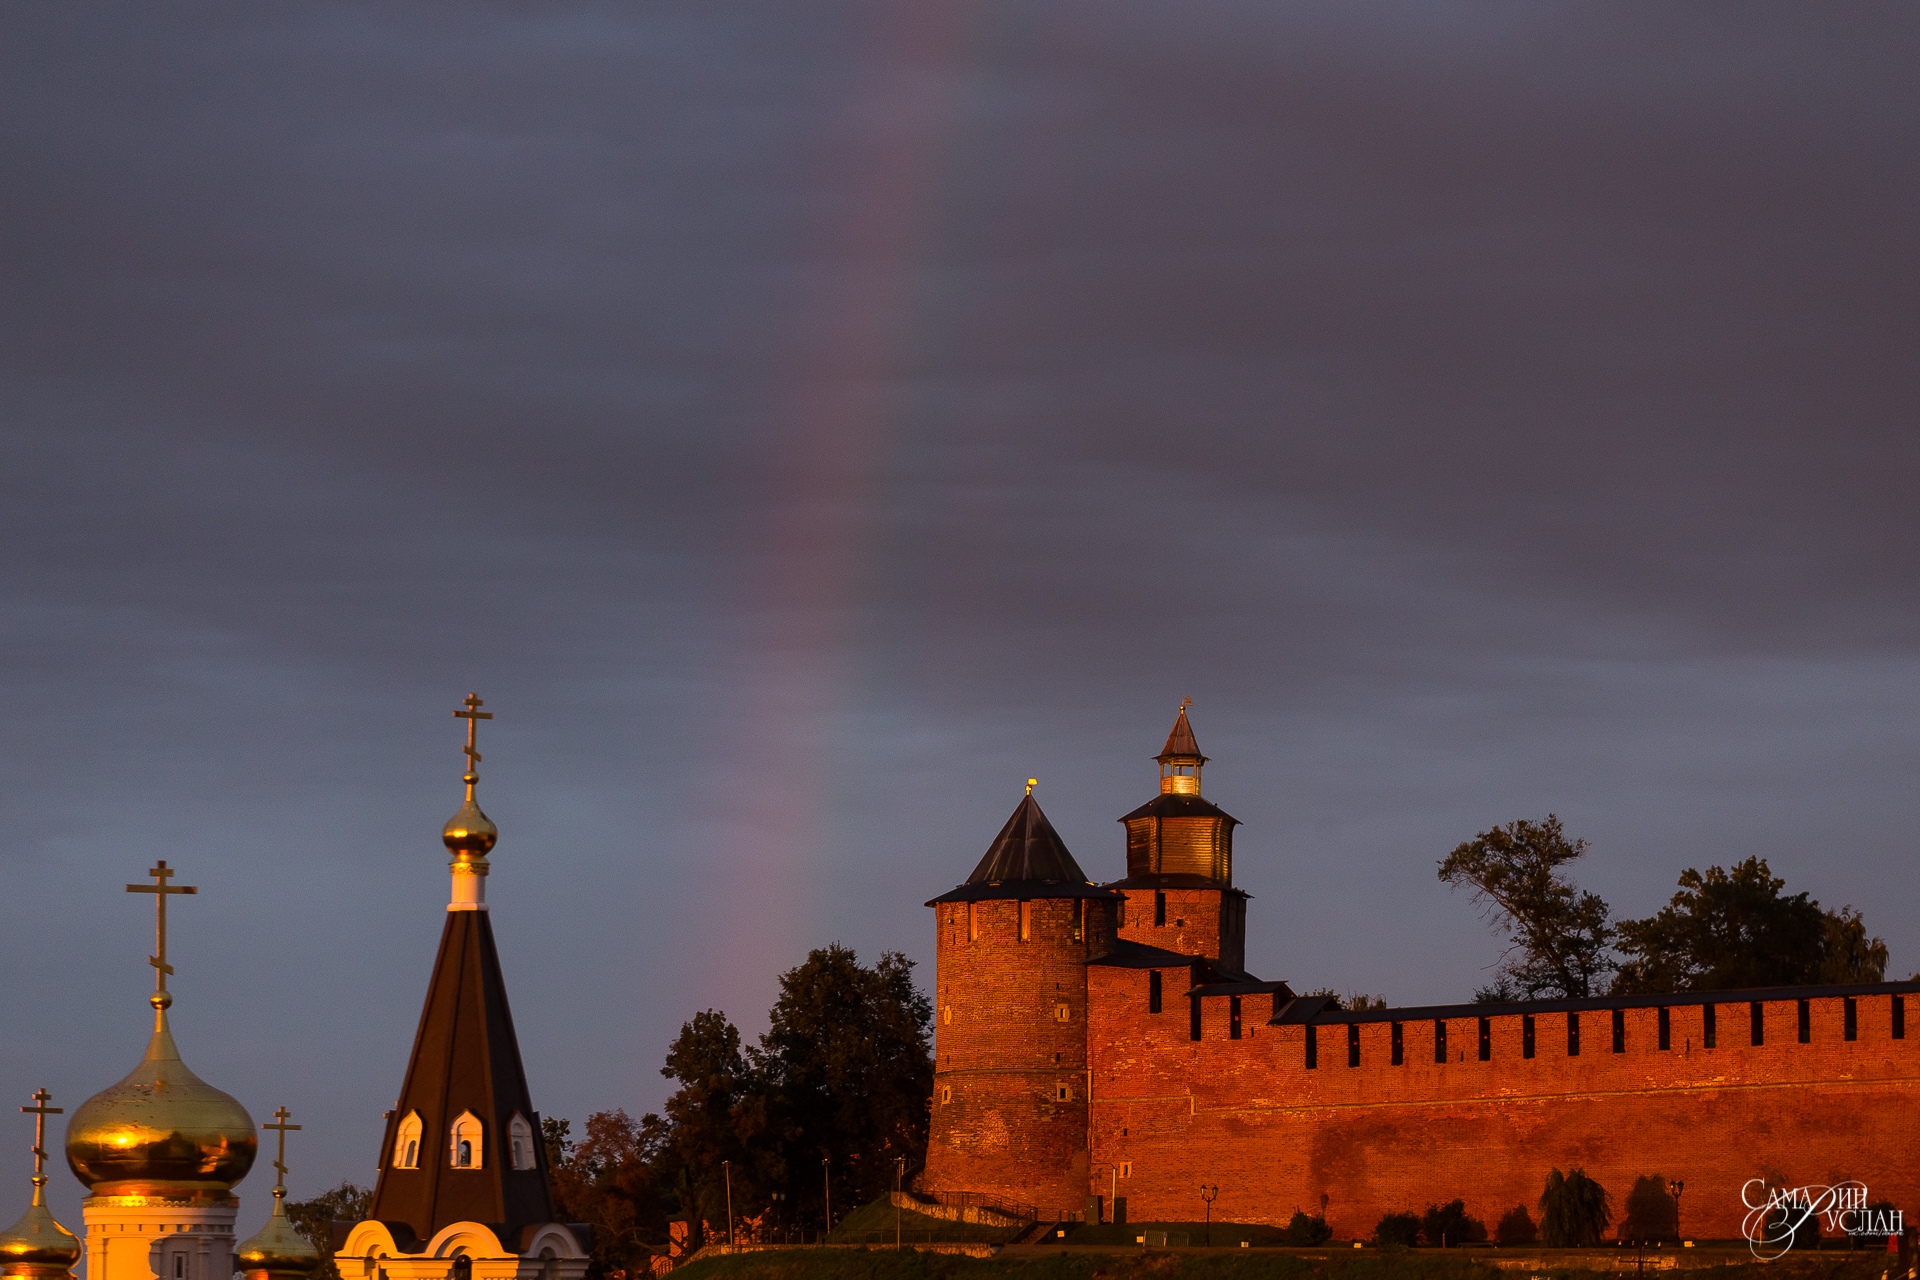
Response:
928,791,1122,904
367,909,556,1248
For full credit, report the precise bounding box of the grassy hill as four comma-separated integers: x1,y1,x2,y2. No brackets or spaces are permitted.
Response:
677,1243,1893,1280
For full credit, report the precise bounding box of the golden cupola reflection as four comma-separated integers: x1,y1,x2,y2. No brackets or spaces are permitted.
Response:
65,861,257,1201
1,1089,80,1280
63,1011,258,1197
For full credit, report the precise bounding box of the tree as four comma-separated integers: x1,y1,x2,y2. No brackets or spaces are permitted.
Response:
754,946,933,1226
284,1183,372,1280
1421,1200,1486,1247
767,947,930,1207
1621,1176,1677,1244
1299,988,1388,1011
656,1009,759,1249
1373,1212,1422,1248
1613,858,1887,994
1439,816,1614,999
1495,1206,1538,1245
549,1110,671,1280
1281,1211,1332,1246
1539,1169,1610,1247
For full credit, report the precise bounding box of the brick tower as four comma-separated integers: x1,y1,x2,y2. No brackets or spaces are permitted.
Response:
921,787,1121,1215
1112,703,1248,970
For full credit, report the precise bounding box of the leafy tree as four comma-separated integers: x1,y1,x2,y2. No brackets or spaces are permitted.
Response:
284,1182,372,1280
549,1110,670,1280
1495,1206,1538,1245
1281,1211,1332,1245
1299,988,1388,1011
656,1009,759,1249
1439,816,1614,999
1539,1169,1610,1247
1421,1199,1486,1247
1621,1176,1677,1244
754,946,933,1228
1613,858,1887,993
1373,1212,1422,1248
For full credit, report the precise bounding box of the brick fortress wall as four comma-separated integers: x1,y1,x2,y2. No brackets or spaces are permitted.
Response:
924,712,1920,1239
1089,977,1920,1239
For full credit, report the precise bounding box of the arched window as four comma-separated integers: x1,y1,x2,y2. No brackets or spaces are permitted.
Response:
509,1113,536,1171
392,1113,423,1169
449,1111,484,1169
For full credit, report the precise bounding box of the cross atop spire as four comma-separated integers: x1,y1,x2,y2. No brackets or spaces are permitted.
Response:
126,860,197,1009
262,1106,301,1198
20,1089,61,1188
453,693,493,800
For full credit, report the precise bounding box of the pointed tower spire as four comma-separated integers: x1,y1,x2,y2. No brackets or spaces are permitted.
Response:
366,697,556,1247
0,1090,79,1280
1156,698,1208,795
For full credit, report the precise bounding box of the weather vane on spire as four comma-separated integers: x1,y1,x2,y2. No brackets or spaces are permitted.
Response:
453,692,492,800
126,861,197,1010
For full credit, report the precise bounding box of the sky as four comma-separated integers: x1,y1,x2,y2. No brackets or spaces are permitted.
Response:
3,0,1918,1233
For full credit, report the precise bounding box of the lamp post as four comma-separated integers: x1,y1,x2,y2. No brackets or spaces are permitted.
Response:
771,1191,786,1244
723,1159,734,1249
1668,1181,1685,1244
1200,1185,1219,1247
822,1155,832,1239
895,1158,906,1250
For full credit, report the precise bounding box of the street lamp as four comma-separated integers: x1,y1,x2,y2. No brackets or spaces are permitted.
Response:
895,1158,906,1250
723,1159,734,1249
1668,1181,1685,1244
771,1191,786,1244
1200,1186,1219,1247
822,1155,832,1238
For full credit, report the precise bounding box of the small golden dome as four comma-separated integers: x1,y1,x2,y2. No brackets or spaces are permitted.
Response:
64,1012,257,1195
235,1194,318,1277
442,796,497,859
0,1184,80,1277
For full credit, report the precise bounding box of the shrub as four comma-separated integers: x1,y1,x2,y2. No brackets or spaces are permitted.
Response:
1421,1199,1487,1247
1496,1206,1538,1245
1853,1200,1901,1249
1540,1168,1611,1247
1374,1212,1422,1248
1281,1211,1333,1246
1622,1176,1678,1244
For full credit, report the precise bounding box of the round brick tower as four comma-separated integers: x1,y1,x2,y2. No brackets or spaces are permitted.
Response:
1112,703,1248,970
921,786,1121,1217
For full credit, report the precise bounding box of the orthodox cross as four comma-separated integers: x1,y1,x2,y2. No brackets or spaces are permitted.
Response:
453,693,492,797
21,1088,61,1183
262,1106,301,1193
126,861,197,998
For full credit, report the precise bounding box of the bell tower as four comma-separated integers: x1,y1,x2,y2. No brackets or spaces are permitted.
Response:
1112,703,1248,971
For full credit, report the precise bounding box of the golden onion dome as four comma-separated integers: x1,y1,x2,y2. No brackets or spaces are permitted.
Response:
234,1194,318,1278
64,1010,257,1195
441,796,497,860
0,1184,80,1277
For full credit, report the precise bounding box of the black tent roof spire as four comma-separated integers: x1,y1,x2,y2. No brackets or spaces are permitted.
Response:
365,697,557,1248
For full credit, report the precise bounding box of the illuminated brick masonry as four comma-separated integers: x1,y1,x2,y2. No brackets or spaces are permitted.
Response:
921,707,1920,1238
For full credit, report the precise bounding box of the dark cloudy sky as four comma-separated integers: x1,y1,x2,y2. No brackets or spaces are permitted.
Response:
4,1,1918,1229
